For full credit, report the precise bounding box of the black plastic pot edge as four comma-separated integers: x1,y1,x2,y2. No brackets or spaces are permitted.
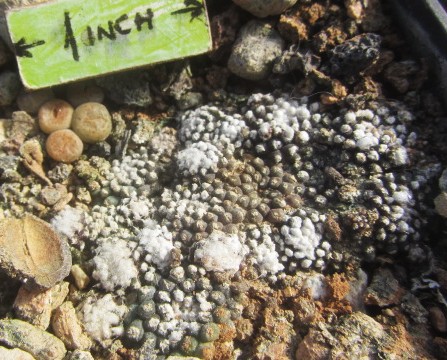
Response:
389,0,447,107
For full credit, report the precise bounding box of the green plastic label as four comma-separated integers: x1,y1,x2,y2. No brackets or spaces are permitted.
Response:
7,0,212,89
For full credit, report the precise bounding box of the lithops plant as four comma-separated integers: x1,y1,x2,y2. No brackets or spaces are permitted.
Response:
71,102,112,144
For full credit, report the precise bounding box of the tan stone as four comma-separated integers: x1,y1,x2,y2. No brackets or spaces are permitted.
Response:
0,215,72,289
71,265,90,290
14,282,69,329
20,139,52,186
51,302,92,350
429,307,447,333
0,346,36,360
344,0,364,20
67,350,94,360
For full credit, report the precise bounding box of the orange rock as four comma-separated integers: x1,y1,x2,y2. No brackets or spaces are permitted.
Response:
51,302,92,350
13,282,69,329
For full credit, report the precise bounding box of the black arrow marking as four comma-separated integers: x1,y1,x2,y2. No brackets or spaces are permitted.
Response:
14,38,46,58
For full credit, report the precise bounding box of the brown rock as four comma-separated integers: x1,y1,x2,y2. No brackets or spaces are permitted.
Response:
278,13,308,42
360,0,388,32
296,312,390,360
51,302,92,350
213,341,234,360
40,183,68,206
429,307,447,333
253,306,297,360
292,297,318,328
313,25,347,53
218,321,237,342
5,111,38,147
0,215,72,289
0,346,36,360
20,139,52,186
13,282,69,329
209,6,241,62
344,0,364,20
435,192,447,218
434,337,447,359
400,293,428,324
364,268,404,307
303,3,326,24
383,60,427,94
234,318,254,342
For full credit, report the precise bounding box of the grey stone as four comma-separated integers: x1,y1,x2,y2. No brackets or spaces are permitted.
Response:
401,293,428,324
0,71,21,106
67,350,94,360
435,192,447,218
0,155,19,176
177,92,203,110
228,21,284,81
439,168,447,192
96,70,152,107
232,0,298,18
0,319,66,360
296,312,394,359
364,268,403,307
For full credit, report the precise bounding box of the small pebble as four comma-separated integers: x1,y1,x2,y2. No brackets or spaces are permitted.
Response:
71,265,90,290
68,350,95,360
71,102,112,143
0,319,66,360
13,282,69,330
46,129,84,163
38,99,74,134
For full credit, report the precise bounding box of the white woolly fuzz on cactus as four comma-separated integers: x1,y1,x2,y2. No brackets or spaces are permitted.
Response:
92,239,138,291
281,217,322,261
138,220,175,269
176,141,221,176
194,231,247,274
80,294,127,342
51,206,85,242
